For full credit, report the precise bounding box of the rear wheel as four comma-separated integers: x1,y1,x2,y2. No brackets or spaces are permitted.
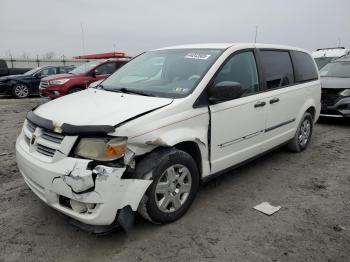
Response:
135,148,199,224
12,84,30,98
287,112,313,152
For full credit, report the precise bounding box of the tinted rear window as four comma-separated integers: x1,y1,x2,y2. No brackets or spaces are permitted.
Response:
292,51,318,82
260,51,294,89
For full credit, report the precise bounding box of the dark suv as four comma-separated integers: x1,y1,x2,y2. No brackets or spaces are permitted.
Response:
320,56,350,118
0,65,74,98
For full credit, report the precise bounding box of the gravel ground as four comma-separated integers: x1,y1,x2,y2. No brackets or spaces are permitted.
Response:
0,97,349,262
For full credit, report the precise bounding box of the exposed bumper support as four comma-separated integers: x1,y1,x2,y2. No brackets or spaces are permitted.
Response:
68,205,135,235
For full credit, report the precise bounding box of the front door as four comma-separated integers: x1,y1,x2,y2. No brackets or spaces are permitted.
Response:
209,51,267,174
86,62,118,87
32,67,57,93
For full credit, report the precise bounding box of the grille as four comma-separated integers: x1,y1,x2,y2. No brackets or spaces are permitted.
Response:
37,144,56,157
25,121,65,158
321,88,343,106
27,121,36,133
41,130,64,144
39,80,49,89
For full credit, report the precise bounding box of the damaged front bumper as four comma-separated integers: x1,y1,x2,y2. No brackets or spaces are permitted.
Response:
15,133,152,228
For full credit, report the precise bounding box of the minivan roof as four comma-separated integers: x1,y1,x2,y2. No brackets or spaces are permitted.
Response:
155,43,309,53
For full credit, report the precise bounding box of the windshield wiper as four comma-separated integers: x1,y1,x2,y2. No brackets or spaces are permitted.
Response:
105,87,155,97
95,84,105,90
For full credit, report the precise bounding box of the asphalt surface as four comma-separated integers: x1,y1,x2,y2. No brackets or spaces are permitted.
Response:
0,97,349,262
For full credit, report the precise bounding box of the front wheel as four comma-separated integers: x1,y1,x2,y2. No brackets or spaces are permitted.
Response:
287,112,313,152
12,84,30,98
68,87,84,94
135,148,199,224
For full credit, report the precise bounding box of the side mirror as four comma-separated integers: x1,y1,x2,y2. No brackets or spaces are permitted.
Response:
35,73,42,78
208,81,243,103
90,71,96,78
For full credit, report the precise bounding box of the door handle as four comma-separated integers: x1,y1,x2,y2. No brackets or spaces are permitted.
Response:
269,97,280,104
254,101,266,108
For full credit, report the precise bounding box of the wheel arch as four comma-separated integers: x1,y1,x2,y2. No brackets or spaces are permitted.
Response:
306,106,316,121
297,98,319,125
173,141,202,178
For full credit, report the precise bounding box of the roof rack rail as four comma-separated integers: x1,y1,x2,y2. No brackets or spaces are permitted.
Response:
316,47,345,51
73,52,128,59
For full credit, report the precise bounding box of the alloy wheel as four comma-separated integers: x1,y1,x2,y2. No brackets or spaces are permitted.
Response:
155,164,192,213
14,85,29,98
298,118,311,147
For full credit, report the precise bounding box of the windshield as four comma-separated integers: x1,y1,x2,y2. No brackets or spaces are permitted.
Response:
314,57,336,69
101,49,223,98
320,62,350,78
24,67,41,75
69,61,100,75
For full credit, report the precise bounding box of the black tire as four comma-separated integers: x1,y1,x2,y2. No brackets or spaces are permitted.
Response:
68,87,84,94
12,84,30,98
134,148,199,224
287,112,313,152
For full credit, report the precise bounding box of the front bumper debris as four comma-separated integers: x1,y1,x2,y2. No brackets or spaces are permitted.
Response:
16,132,152,227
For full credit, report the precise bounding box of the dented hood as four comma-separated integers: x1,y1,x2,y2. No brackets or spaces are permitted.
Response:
34,88,173,127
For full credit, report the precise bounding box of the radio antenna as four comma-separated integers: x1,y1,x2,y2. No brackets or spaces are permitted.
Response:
254,26,258,43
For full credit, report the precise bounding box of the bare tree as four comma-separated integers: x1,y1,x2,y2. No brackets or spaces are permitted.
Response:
4,50,12,59
20,51,30,60
42,51,56,60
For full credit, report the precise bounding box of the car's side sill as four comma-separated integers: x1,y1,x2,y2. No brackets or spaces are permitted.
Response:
201,141,289,183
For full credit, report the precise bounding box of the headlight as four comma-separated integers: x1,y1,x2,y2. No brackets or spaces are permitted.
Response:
50,79,70,85
339,89,350,97
74,137,127,161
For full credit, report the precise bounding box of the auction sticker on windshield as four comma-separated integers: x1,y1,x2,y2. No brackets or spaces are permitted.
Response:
185,53,211,60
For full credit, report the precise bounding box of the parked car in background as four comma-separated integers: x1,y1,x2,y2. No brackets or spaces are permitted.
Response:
0,59,32,77
320,55,350,118
16,43,320,232
312,47,350,70
39,58,130,99
0,65,74,98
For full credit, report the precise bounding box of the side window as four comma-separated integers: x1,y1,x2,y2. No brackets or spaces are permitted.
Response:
115,61,127,70
59,67,72,74
214,51,259,95
260,51,294,89
40,67,56,76
95,63,117,75
291,51,318,83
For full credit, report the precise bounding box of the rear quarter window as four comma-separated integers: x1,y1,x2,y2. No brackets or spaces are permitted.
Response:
291,51,318,83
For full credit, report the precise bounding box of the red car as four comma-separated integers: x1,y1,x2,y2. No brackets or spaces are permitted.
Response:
39,58,129,99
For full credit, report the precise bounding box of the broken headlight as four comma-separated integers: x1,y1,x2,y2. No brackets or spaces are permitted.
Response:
74,137,127,161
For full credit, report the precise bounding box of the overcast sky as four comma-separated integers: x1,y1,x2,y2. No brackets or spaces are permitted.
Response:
0,0,349,58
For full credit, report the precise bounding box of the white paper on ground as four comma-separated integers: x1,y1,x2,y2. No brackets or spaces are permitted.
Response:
253,202,281,215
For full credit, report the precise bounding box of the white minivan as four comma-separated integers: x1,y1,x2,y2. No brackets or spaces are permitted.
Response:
16,43,321,232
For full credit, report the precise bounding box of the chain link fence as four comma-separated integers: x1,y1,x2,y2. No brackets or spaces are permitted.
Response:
3,57,89,69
